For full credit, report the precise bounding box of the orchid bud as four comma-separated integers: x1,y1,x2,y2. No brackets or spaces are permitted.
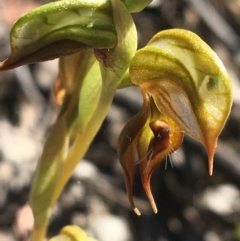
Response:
0,0,118,70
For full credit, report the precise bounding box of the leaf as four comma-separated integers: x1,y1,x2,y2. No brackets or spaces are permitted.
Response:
130,29,233,175
30,113,69,241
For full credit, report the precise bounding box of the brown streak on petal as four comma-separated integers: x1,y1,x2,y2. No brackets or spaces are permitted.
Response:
207,140,217,176
0,40,88,71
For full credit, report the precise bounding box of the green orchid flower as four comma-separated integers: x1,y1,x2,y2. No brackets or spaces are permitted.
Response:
118,29,233,214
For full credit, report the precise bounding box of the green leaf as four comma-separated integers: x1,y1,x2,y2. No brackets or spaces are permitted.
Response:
30,113,69,241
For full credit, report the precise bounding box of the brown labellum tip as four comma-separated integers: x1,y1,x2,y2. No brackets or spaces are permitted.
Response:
133,207,141,216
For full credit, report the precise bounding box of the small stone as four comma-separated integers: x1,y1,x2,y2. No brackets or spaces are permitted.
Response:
73,160,98,181
89,214,132,241
0,230,16,241
14,203,33,240
196,184,240,215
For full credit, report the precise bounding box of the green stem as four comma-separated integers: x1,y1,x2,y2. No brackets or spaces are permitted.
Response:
51,85,117,206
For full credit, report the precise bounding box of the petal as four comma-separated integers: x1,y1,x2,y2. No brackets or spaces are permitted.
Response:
118,92,150,215
130,29,233,175
137,116,183,213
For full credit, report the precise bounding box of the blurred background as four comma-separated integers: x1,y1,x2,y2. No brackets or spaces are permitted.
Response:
0,0,240,240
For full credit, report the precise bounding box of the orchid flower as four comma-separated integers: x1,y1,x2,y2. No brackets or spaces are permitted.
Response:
118,29,233,215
